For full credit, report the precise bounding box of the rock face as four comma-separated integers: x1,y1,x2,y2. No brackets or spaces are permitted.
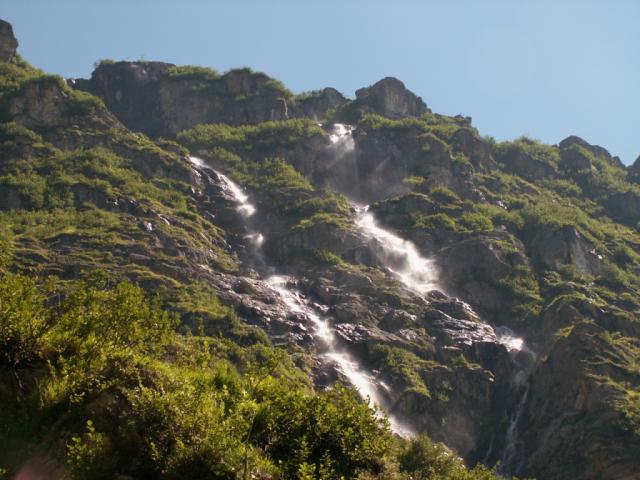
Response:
529,225,603,275
293,87,347,120
560,143,594,171
2,17,640,480
603,190,640,226
452,127,497,171
343,123,475,203
518,321,640,480
73,61,173,137
560,135,624,169
0,19,18,62
438,233,532,319
74,62,291,137
628,154,640,182
497,143,558,181
355,77,430,119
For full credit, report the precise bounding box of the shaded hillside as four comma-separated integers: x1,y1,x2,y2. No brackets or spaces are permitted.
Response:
1,18,639,480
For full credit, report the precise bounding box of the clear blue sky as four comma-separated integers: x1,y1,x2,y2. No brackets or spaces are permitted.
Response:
3,0,639,163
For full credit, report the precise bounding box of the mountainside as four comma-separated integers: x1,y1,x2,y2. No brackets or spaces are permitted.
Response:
1,19,639,480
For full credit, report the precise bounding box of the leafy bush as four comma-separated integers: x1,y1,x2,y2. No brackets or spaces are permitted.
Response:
166,65,220,82
0,273,48,366
398,435,501,479
495,137,560,168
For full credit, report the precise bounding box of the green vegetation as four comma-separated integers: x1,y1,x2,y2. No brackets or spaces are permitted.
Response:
178,120,353,242
2,40,639,479
370,345,432,397
0,55,44,98
225,67,294,100
167,65,221,82
495,136,560,169
397,435,502,480
178,118,325,153
0,272,506,480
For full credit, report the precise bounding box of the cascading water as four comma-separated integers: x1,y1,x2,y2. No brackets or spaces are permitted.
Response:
188,155,410,436
493,326,536,475
329,123,354,145
495,326,525,352
267,276,411,437
355,205,439,294
325,126,539,468
324,124,360,199
326,127,439,294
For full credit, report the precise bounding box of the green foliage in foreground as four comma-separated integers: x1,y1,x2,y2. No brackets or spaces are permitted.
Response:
0,272,505,480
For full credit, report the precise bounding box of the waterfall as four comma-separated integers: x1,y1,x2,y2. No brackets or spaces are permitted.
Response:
325,123,360,199
355,205,439,295
267,275,412,437
495,326,525,353
498,384,529,475
188,156,410,436
329,123,354,145
326,124,439,295
324,127,539,469
493,326,536,475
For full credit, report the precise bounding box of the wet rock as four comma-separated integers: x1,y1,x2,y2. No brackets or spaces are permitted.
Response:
425,310,497,348
0,19,18,62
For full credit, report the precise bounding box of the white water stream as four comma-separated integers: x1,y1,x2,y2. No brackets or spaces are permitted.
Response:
325,127,538,469
188,155,410,436
355,205,439,294
267,275,411,436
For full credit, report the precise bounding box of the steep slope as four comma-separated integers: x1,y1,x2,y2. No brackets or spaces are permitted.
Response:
1,17,639,480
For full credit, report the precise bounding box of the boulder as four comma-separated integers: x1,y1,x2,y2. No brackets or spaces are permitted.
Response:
452,128,497,171
530,225,603,275
603,190,640,226
3,77,76,128
352,125,475,203
355,77,430,119
293,87,347,120
560,144,594,171
0,19,18,62
497,144,558,181
437,233,532,319
559,135,624,169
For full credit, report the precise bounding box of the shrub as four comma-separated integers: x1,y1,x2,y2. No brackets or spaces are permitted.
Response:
166,65,220,82
398,435,501,479
0,273,48,366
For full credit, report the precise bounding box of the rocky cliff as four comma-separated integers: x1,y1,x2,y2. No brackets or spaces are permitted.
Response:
1,18,639,480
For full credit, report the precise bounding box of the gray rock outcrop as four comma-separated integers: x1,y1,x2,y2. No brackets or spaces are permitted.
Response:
0,19,18,62
355,77,430,119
